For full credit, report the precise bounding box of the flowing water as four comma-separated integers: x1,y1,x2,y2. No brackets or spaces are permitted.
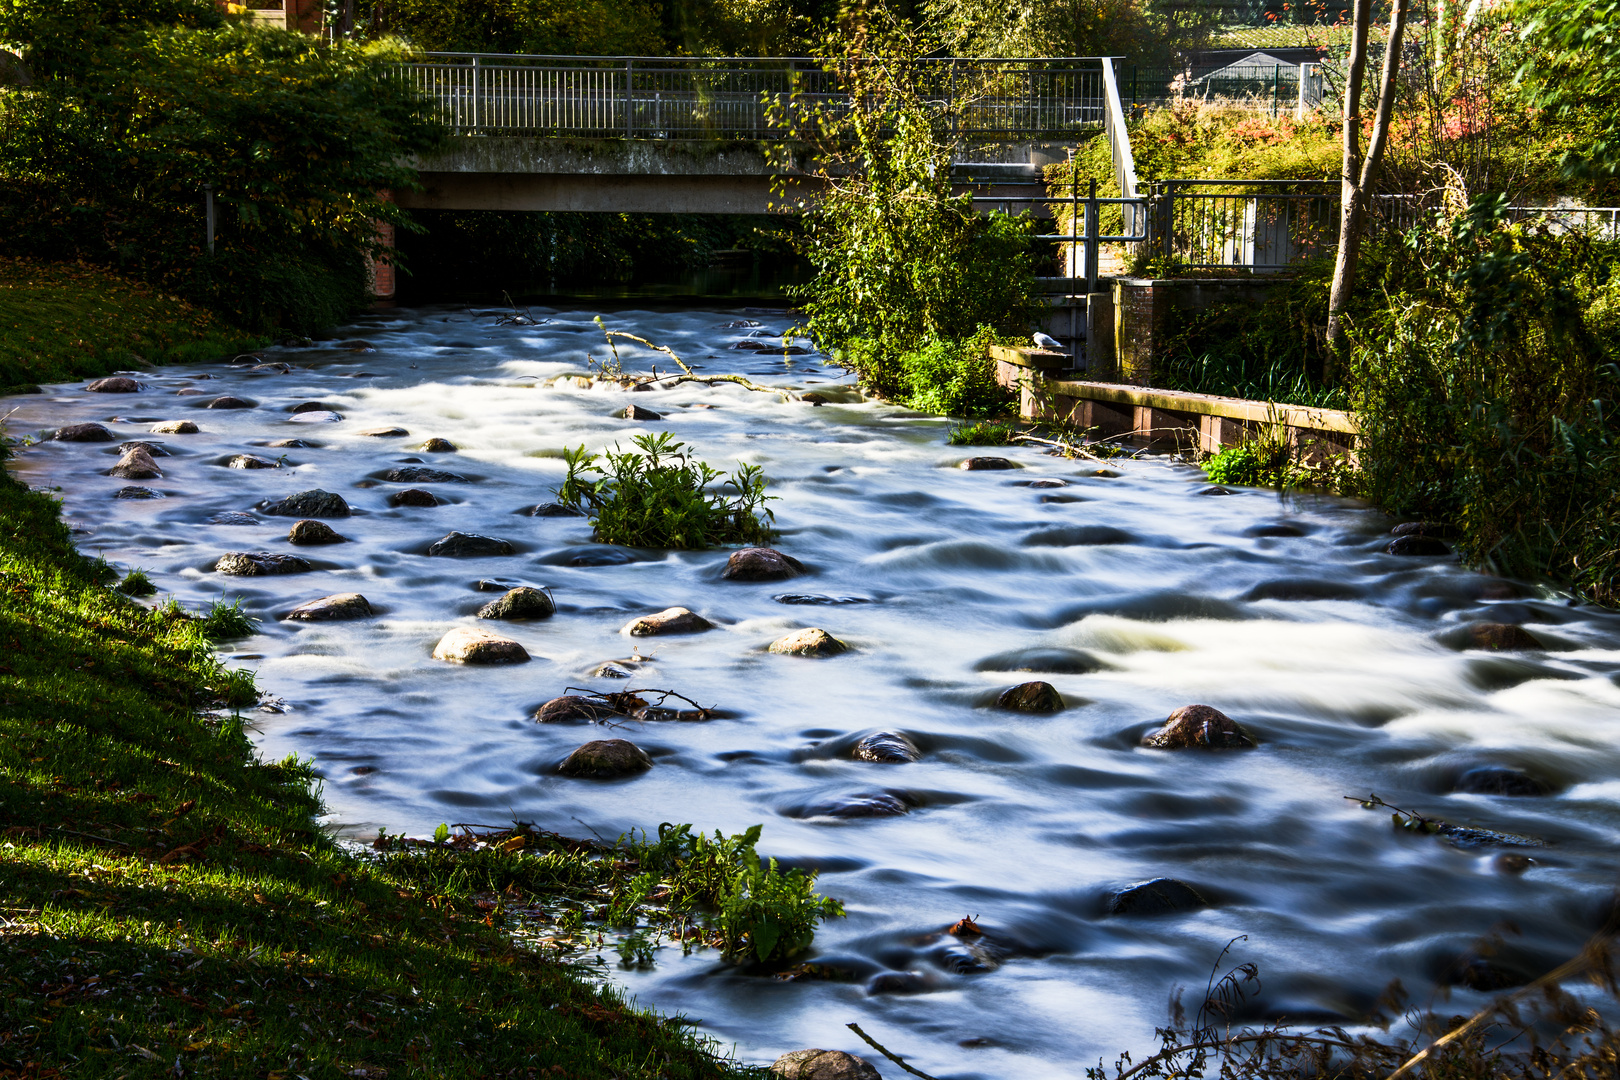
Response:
8,305,1620,1078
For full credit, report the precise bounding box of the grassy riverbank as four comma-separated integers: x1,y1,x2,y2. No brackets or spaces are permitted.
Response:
0,456,753,1077
0,258,265,395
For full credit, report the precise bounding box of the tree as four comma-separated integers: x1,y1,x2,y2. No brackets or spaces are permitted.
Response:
1513,0,1620,182
1324,0,1410,365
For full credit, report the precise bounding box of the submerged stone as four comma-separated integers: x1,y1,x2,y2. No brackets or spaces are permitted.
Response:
723,547,805,581
1454,766,1551,797
383,466,466,484
287,519,347,545
358,426,409,437
769,628,848,657
216,551,312,576
1465,623,1543,651
477,587,554,620
522,502,585,517
428,532,514,557
974,647,1108,675
285,593,372,622
432,626,529,664
852,731,920,763
803,793,908,818
622,607,713,636
558,739,652,778
997,681,1064,712
114,486,163,500
260,489,350,518
118,440,169,457
205,396,255,409
1142,704,1254,749
289,401,339,414
209,511,259,526
1107,877,1210,916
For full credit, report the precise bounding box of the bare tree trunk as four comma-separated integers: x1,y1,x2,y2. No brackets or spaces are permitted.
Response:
1325,0,1410,377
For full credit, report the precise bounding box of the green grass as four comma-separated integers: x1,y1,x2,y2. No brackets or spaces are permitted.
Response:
0,257,266,393
0,449,762,1079
946,419,1017,446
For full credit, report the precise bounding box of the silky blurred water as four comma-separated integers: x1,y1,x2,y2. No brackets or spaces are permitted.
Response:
8,304,1620,1078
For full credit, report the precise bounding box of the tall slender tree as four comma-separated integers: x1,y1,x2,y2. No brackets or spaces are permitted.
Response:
1325,0,1410,369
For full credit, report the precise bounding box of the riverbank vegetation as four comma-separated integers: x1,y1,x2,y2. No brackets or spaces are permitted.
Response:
0,440,809,1076
0,257,264,394
0,0,444,335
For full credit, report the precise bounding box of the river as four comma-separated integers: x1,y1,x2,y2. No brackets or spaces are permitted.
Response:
8,304,1620,1078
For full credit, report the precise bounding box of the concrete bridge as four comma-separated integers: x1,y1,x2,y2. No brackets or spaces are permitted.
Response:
391,54,1142,221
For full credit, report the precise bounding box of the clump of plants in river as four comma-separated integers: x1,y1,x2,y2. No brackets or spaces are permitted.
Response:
556,432,776,549
771,6,1039,418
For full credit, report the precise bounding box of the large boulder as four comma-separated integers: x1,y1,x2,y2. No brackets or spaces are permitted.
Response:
770,1050,882,1080
769,628,849,657
622,607,713,636
1107,877,1210,916
558,739,652,778
52,423,116,442
149,420,198,435
86,376,140,393
852,732,919,763
477,587,555,620
108,448,162,480
996,681,1064,712
428,532,514,557
285,593,373,622
1141,704,1253,749
260,489,350,518
723,547,805,581
432,626,530,664
287,519,347,545
216,551,312,576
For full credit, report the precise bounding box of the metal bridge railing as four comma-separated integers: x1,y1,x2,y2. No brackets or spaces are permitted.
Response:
399,54,1109,140
1150,181,1620,272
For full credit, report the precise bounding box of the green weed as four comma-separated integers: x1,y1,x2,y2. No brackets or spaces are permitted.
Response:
556,431,775,549
116,568,156,596
947,419,1018,445
199,596,258,641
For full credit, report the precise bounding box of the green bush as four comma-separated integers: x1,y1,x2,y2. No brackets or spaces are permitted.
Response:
0,2,445,333
947,419,1018,445
1202,436,1294,489
556,432,775,549
200,596,258,641
1348,194,1620,605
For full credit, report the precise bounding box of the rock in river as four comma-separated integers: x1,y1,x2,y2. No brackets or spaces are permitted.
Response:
534,696,622,723
358,426,409,437
205,396,256,409
477,587,554,620
622,607,713,636
216,551,311,576
852,731,920,763
974,647,1108,675
432,626,529,664
260,489,350,518
149,420,198,435
227,454,280,469
285,593,373,622
108,448,161,480
723,547,805,581
1141,704,1254,749
1107,877,1210,916
119,440,169,457
997,681,1064,713
287,519,347,545
559,739,652,778
618,404,663,421
769,628,849,657
419,437,457,452
770,1049,881,1080
115,486,163,500
1454,766,1551,797
1387,534,1450,556
1464,623,1543,651
383,466,466,484
390,488,440,507
86,376,141,393
428,532,514,557
52,422,116,442
958,456,1017,471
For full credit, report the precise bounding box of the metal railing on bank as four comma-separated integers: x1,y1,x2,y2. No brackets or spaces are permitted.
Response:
1121,63,1325,118
399,54,1109,140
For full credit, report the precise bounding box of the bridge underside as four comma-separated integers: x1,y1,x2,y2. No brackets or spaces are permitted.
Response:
394,137,1077,216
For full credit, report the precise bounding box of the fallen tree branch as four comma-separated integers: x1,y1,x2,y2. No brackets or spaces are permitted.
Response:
846,1023,942,1080
596,319,798,399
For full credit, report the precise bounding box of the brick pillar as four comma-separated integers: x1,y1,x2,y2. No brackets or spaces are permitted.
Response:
1113,279,1161,386
368,190,396,302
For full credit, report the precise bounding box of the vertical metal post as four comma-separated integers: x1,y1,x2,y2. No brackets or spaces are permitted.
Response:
471,56,481,131
1272,65,1280,118
950,58,959,139
624,58,634,140
1161,181,1176,261
1085,178,1099,294
203,184,215,255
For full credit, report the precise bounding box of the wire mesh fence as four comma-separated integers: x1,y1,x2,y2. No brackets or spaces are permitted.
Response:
398,54,1109,140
